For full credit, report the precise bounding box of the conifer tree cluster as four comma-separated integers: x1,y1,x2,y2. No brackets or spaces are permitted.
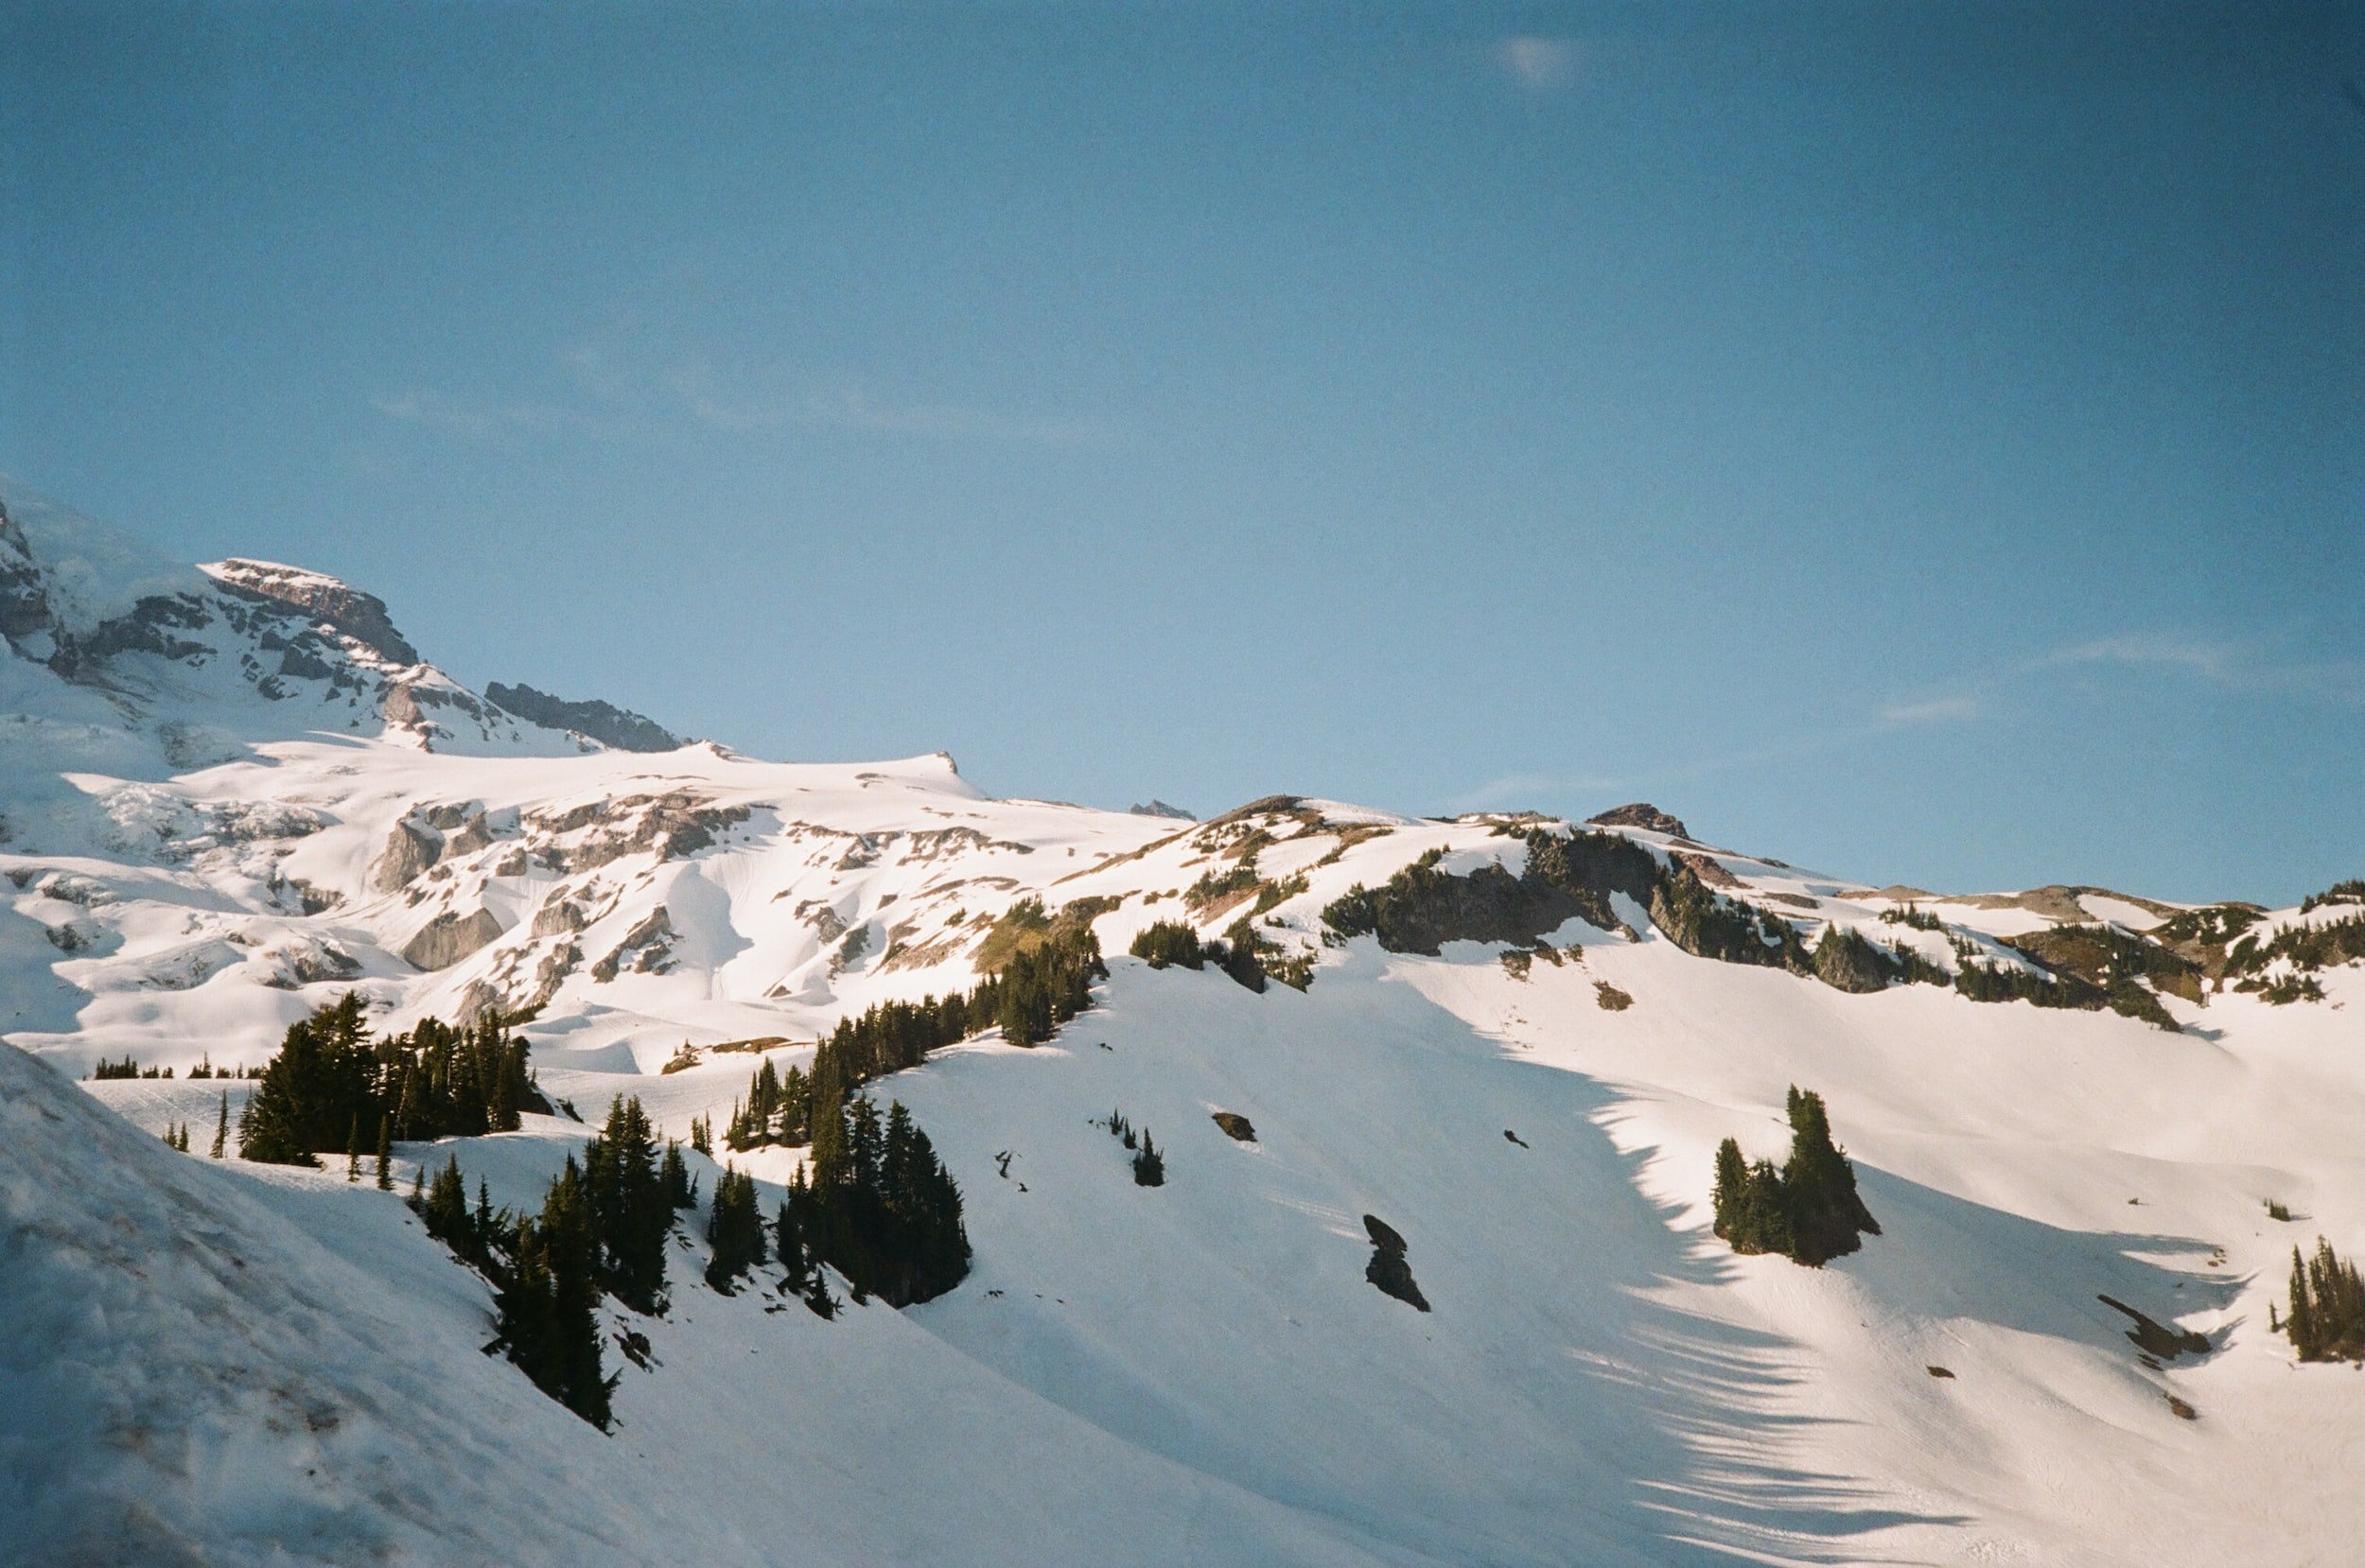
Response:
1129,919,1207,970
1104,1109,1165,1186
584,1096,680,1314
408,1150,616,1428
973,926,1104,1048
2283,1238,2365,1362
705,1168,768,1291
236,994,536,1167
91,1056,166,1080
723,932,1105,1155
495,1158,618,1429
780,1096,970,1307
160,1121,191,1152
1710,1088,1881,1266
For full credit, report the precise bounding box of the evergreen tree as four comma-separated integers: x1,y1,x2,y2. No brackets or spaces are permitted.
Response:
2289,1246,2317,1359
210,1092,229,1159
2283,1236,2365,1362
789,1096,970,1306
776,1198,808,1292
345,1115,361,1182
1131,1129,1165,1187
1780,1087,1882,1264
705,1167,768,1291
584,1095,670,1314
1129,919,1208,969
418,1154,480,1263
375,1116,393,1190
1706,1088,1877,1265
495,1156,616,1429
1710,1138,1748,1239
660,1139,694,1211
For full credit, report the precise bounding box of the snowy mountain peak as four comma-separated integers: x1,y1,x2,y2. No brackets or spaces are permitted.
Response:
8,480,2365,1567
202,557,422,667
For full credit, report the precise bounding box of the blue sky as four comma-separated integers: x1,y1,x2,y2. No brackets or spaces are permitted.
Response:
4,2,2358,903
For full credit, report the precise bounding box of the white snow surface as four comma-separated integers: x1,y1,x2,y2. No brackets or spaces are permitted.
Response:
5,495,2364,1566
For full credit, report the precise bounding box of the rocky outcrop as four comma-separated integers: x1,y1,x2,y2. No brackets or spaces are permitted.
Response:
1586,802,1691,839
370,819,442,892
401,907,505,970
260,939,362,989
1322,831,1657,955
484,682,682,752
1129,799,1197,820
205,558,420,665
591,908,674,983
1362,1215,1429,1312
523,793,749,874
532,896,591,937
1211,1111,1256,1142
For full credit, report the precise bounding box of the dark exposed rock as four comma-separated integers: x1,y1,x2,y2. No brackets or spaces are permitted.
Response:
207,558,420,665
591,908,674,983
1129,799,1197,820
484,681,683,752
442,811,495,860
1211,1111,1257,1142
1322,830,1657,956
1586,803,1691,839
260,940,362,989
829,923,872,977
2099,1295,2211,1361
524,793,748,873
401,907,505,970
532,897,590,937
369,818,442,893
1362,1214,1429,1312
1813,928,1901,994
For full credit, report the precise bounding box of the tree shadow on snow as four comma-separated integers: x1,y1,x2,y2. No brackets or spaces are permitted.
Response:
1475,1038,2234,1565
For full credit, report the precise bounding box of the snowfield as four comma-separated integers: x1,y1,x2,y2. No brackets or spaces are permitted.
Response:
5,478,2363,1566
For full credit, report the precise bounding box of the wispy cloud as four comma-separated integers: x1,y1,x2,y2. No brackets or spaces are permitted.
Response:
375,340,1109,451
666,363,1105,444
2031,634,2363,706
1498,36,1578,93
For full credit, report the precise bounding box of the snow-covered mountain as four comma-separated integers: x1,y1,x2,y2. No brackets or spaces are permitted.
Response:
6,478,2363,1567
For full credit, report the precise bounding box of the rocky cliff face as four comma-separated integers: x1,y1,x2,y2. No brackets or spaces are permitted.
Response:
203,558,421,666
0,479,603,781
483,682,683,753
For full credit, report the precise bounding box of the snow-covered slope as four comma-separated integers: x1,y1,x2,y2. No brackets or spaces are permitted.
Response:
6,484,2363,1567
